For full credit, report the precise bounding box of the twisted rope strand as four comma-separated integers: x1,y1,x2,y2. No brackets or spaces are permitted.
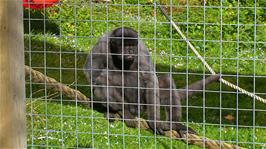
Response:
25,66,88,101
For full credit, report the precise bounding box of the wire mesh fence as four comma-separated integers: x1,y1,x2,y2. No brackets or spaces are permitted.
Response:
24,0,266,148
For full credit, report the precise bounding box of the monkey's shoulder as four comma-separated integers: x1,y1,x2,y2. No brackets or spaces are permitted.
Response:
89,33,111,54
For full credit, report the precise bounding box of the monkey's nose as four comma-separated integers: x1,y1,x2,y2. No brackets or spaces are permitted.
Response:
126,55,134,60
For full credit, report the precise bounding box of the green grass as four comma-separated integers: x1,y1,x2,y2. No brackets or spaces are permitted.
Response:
24,0,266,148
26,100,266,148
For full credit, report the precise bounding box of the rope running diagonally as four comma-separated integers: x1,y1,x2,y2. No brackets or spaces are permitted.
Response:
157,2,266,104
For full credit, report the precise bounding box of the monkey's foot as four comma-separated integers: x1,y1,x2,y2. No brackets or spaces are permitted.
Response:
171,123,198,138
178,124,197,134
160,122,197,135
104,112,121,122
164,130,181,138
123,117,150,129
135,118,150,129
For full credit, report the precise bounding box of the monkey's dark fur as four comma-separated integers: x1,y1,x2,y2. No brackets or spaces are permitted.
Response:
84,27,219,135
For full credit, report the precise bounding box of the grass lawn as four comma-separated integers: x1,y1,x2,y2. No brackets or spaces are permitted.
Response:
24,0,266,148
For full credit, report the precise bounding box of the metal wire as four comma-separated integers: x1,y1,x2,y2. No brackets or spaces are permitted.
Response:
24,1,266,148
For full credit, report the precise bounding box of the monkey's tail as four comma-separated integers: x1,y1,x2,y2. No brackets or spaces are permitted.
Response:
178,74,220,100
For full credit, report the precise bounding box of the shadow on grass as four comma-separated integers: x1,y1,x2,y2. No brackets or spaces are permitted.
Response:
24,9,59,35
24,36,266,127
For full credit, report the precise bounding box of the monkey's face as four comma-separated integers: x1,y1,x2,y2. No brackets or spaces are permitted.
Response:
110,37,138,69
110,27,139,70
112,39,138,61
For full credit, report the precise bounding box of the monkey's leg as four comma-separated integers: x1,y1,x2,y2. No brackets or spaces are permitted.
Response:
178,74,220,100
93,71,124,121
94,73,138,127
94,86,122,122
104,89,137,126
142,74,167,135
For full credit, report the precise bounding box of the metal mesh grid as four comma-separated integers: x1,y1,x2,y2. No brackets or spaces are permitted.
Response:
24,0,266,148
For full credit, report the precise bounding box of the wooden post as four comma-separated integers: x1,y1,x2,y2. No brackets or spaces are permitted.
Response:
0,0,26,148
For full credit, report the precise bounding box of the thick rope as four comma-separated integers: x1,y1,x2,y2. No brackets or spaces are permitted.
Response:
25,66,88,101
25,65,244,149
157,3,266,104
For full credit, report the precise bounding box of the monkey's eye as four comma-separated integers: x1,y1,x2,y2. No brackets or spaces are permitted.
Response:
126,43,134,47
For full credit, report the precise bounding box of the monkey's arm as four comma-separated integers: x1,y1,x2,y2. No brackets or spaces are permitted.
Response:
158,74,197,134
84,35,110,84
178,74,220,100
139,52,162,133
158,74,182,122
142,73,162,133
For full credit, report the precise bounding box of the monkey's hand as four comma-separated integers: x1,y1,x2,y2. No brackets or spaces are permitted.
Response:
147,121,166,135
157,122,198,136
172,123,197,135
104,112,121,122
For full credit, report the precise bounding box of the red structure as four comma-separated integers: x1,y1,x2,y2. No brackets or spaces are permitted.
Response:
23,0,59,9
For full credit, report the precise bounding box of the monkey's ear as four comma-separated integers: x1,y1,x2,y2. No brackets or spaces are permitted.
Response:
109,39,114,45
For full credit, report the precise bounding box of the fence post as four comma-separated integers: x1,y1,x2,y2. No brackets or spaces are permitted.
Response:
0,0,26,148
